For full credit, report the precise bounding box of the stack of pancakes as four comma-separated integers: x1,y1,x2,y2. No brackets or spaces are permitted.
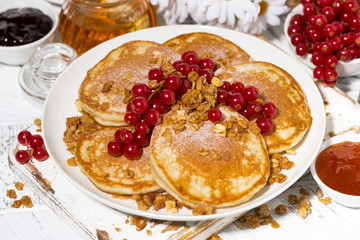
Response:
69,32,312,211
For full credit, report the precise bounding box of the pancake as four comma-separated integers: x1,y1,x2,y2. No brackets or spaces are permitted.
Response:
149,106,270,208
75,128,161,195
163,32,251,66
79,40,180,126
217,62,312,154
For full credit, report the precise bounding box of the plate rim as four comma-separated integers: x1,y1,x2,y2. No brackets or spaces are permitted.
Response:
42,24,326,221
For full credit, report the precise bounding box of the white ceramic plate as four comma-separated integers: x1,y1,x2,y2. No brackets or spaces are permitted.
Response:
284,4,360,77
42,25,326,221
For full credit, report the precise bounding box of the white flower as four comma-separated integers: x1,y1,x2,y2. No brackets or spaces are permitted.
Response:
237,0,290,34
151,0,189,24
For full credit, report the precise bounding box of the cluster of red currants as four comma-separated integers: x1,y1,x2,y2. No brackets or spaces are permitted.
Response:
214,81,276,133
15,130,48,164
107,50,276,159
288,0,360,85
107,50,216,159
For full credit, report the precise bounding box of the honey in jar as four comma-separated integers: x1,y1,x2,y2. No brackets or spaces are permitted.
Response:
59,0,157,55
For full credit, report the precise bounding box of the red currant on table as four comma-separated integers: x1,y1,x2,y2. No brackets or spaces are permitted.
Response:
208,108,222,123
123,143,141,160
18,130,31,146
29,134,44,149
15,150,30,164
32,147,48,161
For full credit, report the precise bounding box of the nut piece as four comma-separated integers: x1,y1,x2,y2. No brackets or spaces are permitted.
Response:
67,157,77,166
288,194,299,205
14,182,24,191
130,216,147,231
211,77,223,87
192,201,213,215
212,124,226,137
316,188,324,198
20,196,33,208
198,148,210,156
12,200,21,208
271,220,280,229
299,188,310,196
6,189,17,199
101,80,114,92
275,204,287,214
319,197,332,205
165,200,178,214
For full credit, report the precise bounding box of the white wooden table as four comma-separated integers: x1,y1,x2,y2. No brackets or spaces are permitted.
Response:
1,5,360,240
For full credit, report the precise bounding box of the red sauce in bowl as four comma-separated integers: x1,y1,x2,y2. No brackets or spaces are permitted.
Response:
315,141,360,196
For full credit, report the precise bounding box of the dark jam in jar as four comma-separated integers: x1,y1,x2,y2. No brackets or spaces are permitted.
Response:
0,8,53,46
315,141,360,196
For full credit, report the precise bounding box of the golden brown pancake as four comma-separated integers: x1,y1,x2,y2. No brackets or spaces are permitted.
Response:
75,128,161,195
163,32,251,66
78,40,180,126
217,61,312,154
149,106,270,208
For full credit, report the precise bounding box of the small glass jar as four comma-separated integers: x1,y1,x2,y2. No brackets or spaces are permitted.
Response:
58,0,157,55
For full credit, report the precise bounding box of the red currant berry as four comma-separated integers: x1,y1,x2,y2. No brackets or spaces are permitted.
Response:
182,52,199,65
149,97,167,114
324,78,338,86
337,48,352,62
135,122,150,136
324,55,338,68
201,68,214,83
114,129,126,142
332,0,344,12
33,147,48,161
160,89,176,105
318,0,333,7
134,132,151,147
320,6,336,22
29,134,44,149
172,60,184,69
230,81,245,93
322,24,337,38
290,14,305,27
312,14,328,29
124,112,139,125
17,130,32,146
148,68,164,83
15,150,30,164
175,79,191,98
107,140,123,156
296,43,309,56
328,36,341,51
324,67,338,82
239,107,252,120
308,29,324,43
303,3,316,17
344,0,359,13
348,46,358,60
311,52,325,66
353,33,360,47
318,41,333,55
349,14,360,31
227,93,246,111
175,62,191,76
126,102,132,112
242,85,258,102
291,33,305,46
246,101,262,117
217,90,229,104
208,108,222,123
313,66,325,81
132,83,151,98
130,96,150,114
144,109,162,126
341,33,353,46
119,129,134,144
181,50,197,61
123,143,141,160
256,117,273,134
262,102,276,118
164,75,182,91
221,81,231,91
199,57,214,70
331,21,344,34
189,64,202,75
288,24,303,37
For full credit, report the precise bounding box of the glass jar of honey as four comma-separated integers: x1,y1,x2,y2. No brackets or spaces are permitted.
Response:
59,0,157,55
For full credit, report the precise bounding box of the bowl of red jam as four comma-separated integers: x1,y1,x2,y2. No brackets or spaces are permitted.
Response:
0,0,59,65
310,132,360,208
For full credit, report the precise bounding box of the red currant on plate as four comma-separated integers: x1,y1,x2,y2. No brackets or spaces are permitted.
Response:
123,143,141,160
256,117,273,134
208,108,222,123
107,140,123,157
